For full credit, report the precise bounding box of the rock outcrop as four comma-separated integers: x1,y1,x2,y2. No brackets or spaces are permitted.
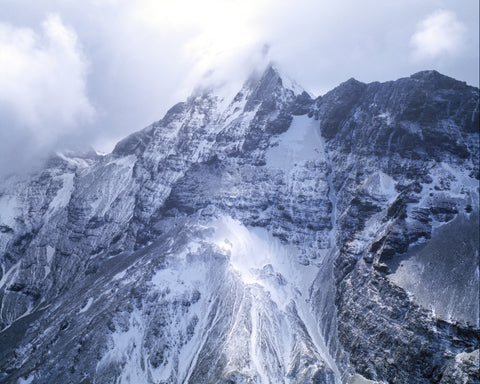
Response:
0,65,478,383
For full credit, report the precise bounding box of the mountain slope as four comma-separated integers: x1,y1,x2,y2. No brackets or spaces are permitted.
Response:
0,65,478,384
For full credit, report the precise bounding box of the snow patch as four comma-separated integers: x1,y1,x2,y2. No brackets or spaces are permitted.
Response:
362,171,397,201
151,241,205,295
43,245,55,277
46,246,55,265
96,310,149,384
210,216,318,308
406,161,479,232
208,216,341,382
265,115,324,170
112,270,127,281
78,298,94,314
376,112,393,126
47,173,75,214
56,152,92,168
0,261,21,290
0,194,19,228
17,375,34,384
107,154,136,168
349,374,386,384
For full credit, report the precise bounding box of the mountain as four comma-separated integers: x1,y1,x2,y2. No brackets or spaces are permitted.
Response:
0,65,478,384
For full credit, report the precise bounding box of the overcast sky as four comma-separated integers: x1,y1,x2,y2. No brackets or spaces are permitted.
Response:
0,0,478,175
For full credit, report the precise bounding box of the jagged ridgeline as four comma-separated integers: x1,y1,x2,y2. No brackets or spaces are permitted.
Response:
0,65,478,384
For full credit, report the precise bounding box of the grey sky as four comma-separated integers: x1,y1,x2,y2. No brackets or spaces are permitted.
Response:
0,0,478,175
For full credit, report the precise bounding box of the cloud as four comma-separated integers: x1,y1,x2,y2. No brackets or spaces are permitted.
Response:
0,14,94,134
410,9,466,60
0,14,94,175
0,0,478,170
38,0,276,152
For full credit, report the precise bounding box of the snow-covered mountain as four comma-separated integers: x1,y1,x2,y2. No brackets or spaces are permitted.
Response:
0,65,478,384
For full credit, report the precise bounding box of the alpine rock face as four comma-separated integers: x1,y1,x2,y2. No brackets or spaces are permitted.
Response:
0,65,478,384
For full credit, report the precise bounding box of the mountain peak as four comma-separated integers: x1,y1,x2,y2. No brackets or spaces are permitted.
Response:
410,69,471,90
245,62,305,96
269,63,306,95
239,63,306,112
410,69,443,80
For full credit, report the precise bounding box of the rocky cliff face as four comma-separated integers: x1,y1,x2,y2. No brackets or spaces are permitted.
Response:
0,65,478,384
